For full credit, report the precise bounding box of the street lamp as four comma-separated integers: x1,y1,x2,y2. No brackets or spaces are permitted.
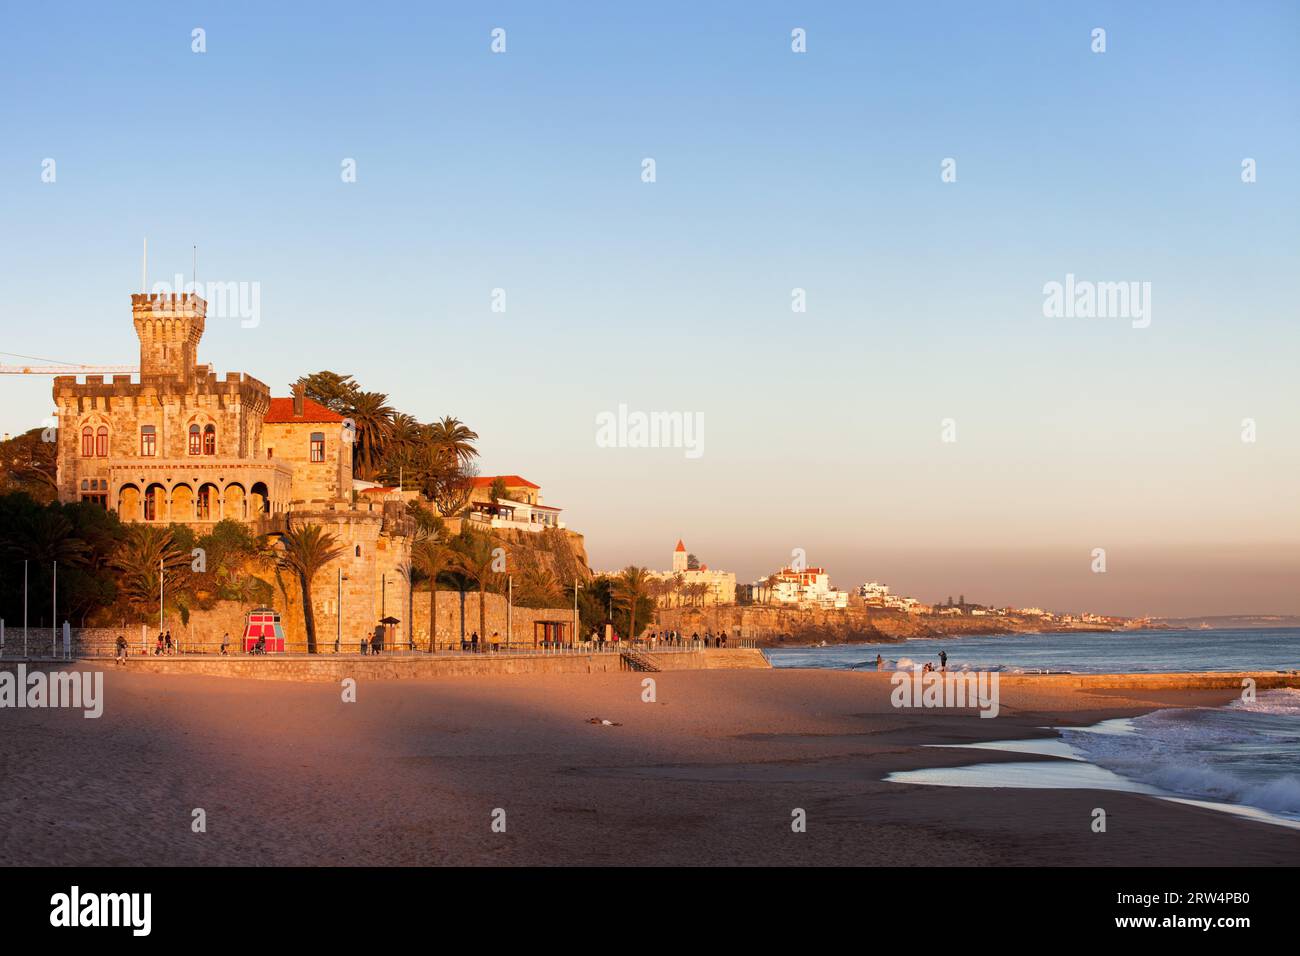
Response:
336,568,349,653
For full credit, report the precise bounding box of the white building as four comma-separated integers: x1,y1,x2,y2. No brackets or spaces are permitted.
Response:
648,540,736,606
757,565,849,609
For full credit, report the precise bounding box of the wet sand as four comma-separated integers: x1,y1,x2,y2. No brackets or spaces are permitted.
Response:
1,666,1296,865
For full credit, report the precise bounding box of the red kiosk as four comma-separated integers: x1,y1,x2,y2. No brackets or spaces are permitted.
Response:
243,607,286,653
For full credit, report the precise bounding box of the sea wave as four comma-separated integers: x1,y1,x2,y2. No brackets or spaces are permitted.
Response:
1228,687,1300,715
1061,690,1300,816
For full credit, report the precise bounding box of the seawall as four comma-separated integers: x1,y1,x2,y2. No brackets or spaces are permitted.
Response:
4,647,772,682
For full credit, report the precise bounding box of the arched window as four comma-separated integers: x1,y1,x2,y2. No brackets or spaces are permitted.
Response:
189,424,201,456
203,424,216,456
310,432,325,462
355,545,362,557
95,426,109,457
81,427,94,457
140,425,156,457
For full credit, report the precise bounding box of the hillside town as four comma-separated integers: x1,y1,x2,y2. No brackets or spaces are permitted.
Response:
0,291,1135,653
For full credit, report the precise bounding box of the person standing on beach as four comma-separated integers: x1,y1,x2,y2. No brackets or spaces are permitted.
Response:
939,650,948,672
876,653,883,671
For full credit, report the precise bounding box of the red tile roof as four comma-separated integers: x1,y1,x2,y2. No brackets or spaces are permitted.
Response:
470,475,541,489
264,397,346,424
675,539,686,552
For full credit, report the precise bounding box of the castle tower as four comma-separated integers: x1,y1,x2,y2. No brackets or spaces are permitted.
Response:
131,292,206,383
672,539,688,573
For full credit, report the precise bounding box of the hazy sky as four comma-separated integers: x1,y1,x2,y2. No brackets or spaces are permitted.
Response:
1,2,1297,616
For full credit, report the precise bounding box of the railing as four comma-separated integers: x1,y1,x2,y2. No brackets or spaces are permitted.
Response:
3,635,758,660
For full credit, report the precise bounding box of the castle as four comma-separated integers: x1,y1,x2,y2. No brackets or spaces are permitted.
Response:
53,293,413,649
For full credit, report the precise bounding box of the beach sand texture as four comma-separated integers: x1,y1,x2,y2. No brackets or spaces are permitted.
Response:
1,666,1297,866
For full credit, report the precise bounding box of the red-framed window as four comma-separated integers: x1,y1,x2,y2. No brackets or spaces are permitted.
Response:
140,426,156,457
95,426,108,457
310,432,325,462
203,424,216,456
189,424,201,456
81,427,94,457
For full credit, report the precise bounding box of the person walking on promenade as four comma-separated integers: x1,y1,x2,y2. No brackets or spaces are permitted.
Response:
491,630,500,653
220,632,230,656
115,634,127,665
164,630,173,655
154,633,164,656
470,631,479,653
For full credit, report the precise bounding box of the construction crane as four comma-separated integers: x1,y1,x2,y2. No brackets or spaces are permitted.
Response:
0,364,139,375
0,351,138,375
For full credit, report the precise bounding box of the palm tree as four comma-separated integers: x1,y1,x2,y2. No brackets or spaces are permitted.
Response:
345,391,395,480
109,525,189,616
273,519,344,654
614,566,652,640
381,413,425,488
448,529,505,650
5,508,90,567
673,572,685,607
519,562,563,608
412,534,454,652
427,416,479,468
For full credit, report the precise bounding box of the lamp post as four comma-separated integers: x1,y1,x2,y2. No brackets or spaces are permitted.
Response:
51,560,56,658
573,579,583,649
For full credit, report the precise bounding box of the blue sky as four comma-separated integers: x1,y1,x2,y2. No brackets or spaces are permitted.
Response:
2,2,1297,615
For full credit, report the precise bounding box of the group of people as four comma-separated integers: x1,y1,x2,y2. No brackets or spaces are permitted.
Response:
457,631,503,653
151,630,174,656
641,629,731,648
874,650,950,672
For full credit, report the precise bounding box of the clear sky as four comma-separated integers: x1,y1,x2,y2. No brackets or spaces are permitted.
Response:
1,2,1297,616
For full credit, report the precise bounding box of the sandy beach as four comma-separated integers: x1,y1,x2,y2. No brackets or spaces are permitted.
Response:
1,665,1296,866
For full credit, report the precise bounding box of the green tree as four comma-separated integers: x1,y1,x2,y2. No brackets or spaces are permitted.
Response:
273,520,344,654
448,528,505,650
614,566,654,640
408,504,453,652
343,391,395,481
109,525,191,620
295,371,360,414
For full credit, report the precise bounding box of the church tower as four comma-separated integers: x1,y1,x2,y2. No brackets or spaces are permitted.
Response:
131,292,206,383
672,539,688,573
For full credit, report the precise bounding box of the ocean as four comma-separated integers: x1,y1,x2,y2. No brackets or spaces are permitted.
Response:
765,627,1300,674
769,629,1300,828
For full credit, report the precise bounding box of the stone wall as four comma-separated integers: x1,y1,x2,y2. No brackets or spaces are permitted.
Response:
406,590,576,651
1,646,772,680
